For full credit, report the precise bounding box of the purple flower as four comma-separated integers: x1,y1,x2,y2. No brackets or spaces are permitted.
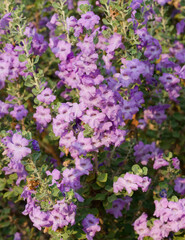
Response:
52,115,68,137
175,49,185,64
75,157,93,175
159,73,180,88
24,26,48,56
78,11,100,30
114,173,141,194
61,168,82,190
154,198,168,218
122,99,139,120
77,34,95,56
50,39,71,61
133,213,150,240
138,177,151,192
50,209,68,231
155,0,171,5
106,197,132,218
176,19,185,35
153,154,169,170
0,100,10,118
6,133,31,161
144,43,162,61
46,169,61,186
82,214,101,240
81,109,105,129
144,105,168,124
59,131,76,149
33,106,52,128
106,33,123,53
10,105,28,121
77,0,90,12
37,88,56,104
130,0,143,10
14,232,21,240
29,206,52,230
0,13,11,29
66,16,77,31
159,189,167,198
174,177,185,195
149,219,163,240
32,140,40,151
50,200,76,231
95,35,108,51
3,160,27,185
172,157,180,169
113,173,151,194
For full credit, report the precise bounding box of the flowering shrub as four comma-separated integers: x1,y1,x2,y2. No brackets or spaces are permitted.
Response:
0,0,185,239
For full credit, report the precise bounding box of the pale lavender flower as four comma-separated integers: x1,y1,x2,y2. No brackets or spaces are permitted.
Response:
133,213,150,240
7,133,31,161
14,232,21,240
75,157,93,175
82,214,101,240
0,100,10,118
37,88,56,104
78,11,100,30
172,157,180,169
33,106,52,128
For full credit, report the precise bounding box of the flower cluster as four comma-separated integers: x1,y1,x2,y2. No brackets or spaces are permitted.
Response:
134,141,169,169
113,173,151,194
0,0,185,239
134,198,185,240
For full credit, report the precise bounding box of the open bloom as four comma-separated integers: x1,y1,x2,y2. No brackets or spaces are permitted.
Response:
37,88,56,104
33,106,52,128
10,105,28,121
78,11,100,30
82,214,101,240
7,133,31,161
